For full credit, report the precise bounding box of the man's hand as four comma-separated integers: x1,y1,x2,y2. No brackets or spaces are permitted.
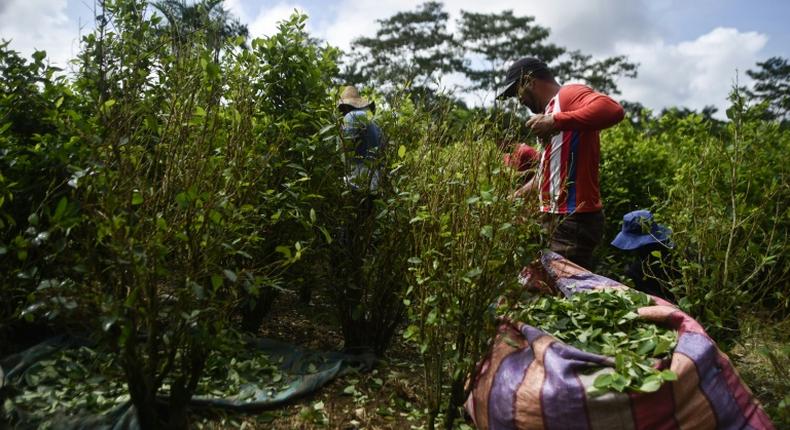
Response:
511,186,529,200
510,178,538,200
526,114,557,139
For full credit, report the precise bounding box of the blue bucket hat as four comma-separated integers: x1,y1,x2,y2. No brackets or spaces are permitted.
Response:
611,210,673,251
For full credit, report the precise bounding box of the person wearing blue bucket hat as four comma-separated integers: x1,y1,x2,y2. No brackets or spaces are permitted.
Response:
612,210,676,302
611,210,673,250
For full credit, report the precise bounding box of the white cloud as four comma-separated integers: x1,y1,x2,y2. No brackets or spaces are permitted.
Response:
312,2,768,115
0,0,772,115
317,0,657,54
308,0,661,105
517,0,657,56
245,3,310,39
318,0,404,50
223,0,247,19
0,0,80,69
616,27,767,116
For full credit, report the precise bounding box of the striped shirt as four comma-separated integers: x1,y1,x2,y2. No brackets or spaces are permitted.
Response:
537,84,624,214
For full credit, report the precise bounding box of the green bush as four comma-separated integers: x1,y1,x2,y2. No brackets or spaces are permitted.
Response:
2,2,787,428
319,104,415,355
224,13,341,332
0,42,89,354
399,99,541,429
596,92,788,344
600,119,672,242
659,90,789,341
3,2,343,427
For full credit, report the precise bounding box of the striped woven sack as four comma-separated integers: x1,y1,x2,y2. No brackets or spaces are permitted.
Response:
465,251,774,430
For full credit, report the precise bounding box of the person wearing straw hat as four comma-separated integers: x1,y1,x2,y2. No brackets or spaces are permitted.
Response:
611,210,676,301
496,57,624,270
337,86,384,193
334,86,386,349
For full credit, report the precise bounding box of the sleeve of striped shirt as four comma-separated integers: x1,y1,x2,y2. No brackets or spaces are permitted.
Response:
552,85,625,131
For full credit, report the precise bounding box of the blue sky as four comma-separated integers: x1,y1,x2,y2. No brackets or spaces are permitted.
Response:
657,0,789,55
4,0,789,115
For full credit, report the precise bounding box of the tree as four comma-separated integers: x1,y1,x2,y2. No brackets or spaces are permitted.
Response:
340,1,462,97
346,5,639,101
152,0,248,57
553,50,638,95
746,56,790,122
620,100,651,128
456,10,564,93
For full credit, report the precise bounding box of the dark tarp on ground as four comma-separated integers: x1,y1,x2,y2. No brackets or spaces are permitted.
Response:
1,336,375,429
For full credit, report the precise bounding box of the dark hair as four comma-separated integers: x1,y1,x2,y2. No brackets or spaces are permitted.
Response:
338,104,355,115
528,66,554,82
338,104,375,115
497,57,555,99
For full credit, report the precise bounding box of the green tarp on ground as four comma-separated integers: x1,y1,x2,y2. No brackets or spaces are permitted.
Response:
1,335,375,429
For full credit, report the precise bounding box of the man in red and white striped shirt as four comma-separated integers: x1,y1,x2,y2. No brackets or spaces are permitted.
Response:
497,58,624,270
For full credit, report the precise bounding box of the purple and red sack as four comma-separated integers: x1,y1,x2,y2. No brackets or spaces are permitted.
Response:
465,251,774,430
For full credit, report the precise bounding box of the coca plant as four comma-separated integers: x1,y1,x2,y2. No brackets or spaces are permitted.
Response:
321,92,417,356
0,43,91,353
401,101,541,429
12,1,339,428
224,12,341,332
659,88,789,342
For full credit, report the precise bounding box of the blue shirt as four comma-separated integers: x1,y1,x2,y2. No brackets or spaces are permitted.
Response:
341,110,384,191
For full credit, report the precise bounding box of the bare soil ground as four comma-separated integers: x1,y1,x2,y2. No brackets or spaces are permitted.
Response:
196,290,789,429
197,289,430,429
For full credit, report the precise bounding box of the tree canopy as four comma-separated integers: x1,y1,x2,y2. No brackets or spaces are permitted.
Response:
152,0,248,55
747,56,790,123
457,10,564,92
340,1,461,95
340,2,639,101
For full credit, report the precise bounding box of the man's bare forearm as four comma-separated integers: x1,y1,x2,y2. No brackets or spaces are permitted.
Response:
513,177,538,198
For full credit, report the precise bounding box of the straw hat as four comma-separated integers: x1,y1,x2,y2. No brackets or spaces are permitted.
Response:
338,86,374,111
